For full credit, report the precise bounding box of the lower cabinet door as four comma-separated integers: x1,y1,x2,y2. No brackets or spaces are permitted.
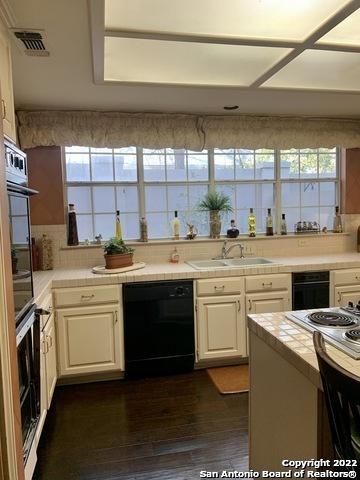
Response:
56,304,123,376
35,331,48,445
197,295,246,360
247,291,291,315
44,314,57,407
335,286,360,307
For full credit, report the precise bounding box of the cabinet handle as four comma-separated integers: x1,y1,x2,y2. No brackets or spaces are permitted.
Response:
237,300,241,312
114,311,118,323
338,292,342,303
214,285,225,291
248,299,252,311
356,275,360,281
1,99,6,120
81,294,95,301
47,335,53,348
262,282,273,288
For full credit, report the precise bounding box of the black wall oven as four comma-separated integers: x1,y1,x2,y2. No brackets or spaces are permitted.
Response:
5,140,39,464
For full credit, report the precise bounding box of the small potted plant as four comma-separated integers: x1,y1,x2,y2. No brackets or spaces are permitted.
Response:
103,237,134,269
198,191,233,238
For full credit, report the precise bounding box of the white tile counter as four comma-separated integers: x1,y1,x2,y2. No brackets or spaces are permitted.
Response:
33,252,360,306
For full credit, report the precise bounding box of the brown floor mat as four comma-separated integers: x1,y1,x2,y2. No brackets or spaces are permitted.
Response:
207,364,249,394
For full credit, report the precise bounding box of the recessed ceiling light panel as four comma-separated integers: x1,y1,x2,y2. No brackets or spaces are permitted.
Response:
262,49,360,91
317,9,360,46
104,37,290,86
105,0,350,42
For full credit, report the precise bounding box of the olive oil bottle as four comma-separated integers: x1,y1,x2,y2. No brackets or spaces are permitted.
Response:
248,208,256,237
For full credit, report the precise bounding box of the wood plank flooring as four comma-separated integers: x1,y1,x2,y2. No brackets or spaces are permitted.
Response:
33,371,249,480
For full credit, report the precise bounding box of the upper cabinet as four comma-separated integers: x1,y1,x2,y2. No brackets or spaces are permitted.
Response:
0,20,16,143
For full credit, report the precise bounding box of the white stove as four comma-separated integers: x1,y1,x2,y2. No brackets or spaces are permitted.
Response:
286,305,360,360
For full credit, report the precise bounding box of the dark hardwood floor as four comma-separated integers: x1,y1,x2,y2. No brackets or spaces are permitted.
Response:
33,370,249,480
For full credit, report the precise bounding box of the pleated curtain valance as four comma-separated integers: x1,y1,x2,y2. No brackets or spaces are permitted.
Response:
16,110,360,150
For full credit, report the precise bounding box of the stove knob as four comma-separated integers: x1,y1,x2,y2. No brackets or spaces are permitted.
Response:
357,303,360,311
349,301,354,308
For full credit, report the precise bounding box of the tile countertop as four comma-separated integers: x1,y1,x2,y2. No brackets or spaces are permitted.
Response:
247,310,360,391
33,252,360,308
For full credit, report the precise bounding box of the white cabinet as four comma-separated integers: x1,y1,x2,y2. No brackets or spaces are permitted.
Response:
44,314,57,407
331,269,360,307
0,20,16,142
334,286,360,308
197,295,246,360
36,296,57,445
246,291,291,315
56,304,123,376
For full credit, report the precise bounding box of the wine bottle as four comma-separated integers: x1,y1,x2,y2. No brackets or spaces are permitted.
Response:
280,213,287,235
266,208,274,236
67,204,79,246
115,210,122,240
171,211,180,240
333,206,343,233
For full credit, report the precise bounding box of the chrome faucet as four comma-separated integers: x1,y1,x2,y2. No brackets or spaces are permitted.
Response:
220,240,245,259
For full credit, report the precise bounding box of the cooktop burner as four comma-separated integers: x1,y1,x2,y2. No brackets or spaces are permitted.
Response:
344,329,360,343
307,311,357,327
286,308,360,359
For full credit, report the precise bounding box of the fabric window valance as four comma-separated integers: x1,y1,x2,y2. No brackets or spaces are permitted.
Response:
16,110,360,150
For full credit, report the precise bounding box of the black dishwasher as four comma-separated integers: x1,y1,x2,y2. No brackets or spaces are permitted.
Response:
123,281,195,378
292,271,329,310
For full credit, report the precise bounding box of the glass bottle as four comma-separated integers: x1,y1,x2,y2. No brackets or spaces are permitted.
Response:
280,213,287,235
248,208,256,237
333,206,343,233
266,208,274,236
140,217,148,242
67,203,79,246
171,211,180,240
115,210,122,240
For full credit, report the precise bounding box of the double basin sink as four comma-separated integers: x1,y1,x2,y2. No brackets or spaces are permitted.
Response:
187,257,274,270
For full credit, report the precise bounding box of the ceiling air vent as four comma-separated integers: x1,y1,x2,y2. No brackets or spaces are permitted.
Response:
11,29,49,57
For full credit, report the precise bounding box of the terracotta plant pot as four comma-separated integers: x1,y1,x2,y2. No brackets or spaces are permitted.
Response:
104,252,133,270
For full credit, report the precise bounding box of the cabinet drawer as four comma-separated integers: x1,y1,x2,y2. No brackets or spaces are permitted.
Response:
332,269,360,286
54,285,120,308
245,274,290,293
196,277,243,296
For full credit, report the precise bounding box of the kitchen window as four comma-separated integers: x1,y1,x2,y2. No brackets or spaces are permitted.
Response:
64,146,338,241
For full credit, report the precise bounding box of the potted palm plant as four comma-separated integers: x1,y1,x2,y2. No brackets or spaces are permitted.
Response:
198,191,233,238
103,237,135,269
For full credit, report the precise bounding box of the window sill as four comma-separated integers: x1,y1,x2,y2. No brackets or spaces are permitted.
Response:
60,232,350,250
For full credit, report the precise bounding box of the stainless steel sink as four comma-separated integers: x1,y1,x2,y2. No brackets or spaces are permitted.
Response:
186,257,275,270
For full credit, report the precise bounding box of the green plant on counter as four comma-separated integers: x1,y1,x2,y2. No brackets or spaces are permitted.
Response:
197,190,233,213
103,237,134,256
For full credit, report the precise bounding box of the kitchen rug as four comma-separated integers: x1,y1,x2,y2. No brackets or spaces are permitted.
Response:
207,364,249,394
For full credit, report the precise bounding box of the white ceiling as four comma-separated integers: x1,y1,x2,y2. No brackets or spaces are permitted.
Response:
6,0,360,116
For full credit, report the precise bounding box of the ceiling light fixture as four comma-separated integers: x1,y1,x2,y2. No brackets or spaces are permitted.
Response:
223,105,239,110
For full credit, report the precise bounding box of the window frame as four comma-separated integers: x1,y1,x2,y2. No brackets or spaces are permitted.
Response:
62,147,340,241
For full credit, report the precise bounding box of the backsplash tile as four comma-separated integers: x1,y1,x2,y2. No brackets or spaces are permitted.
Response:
31,215,360,269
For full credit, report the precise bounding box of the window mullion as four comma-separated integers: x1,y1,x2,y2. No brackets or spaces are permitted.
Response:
275,149,281,234
137,147,145,218
209,148,215,192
